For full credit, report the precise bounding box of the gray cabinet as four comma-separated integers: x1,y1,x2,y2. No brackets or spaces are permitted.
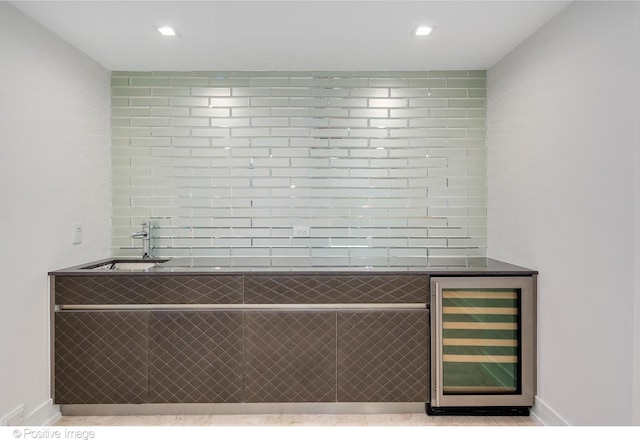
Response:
243,311,337,402
55,310,245,405
54,311,149,404
242,310,429,403
337,310,429,402
53,273,433,405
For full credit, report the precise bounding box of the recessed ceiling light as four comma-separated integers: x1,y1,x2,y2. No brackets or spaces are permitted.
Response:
412,25,433,37
155,26,178,37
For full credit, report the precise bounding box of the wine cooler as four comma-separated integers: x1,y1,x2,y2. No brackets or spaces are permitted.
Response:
428,276,536,415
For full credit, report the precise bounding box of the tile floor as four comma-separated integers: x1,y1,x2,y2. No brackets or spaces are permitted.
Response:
55,413,539,426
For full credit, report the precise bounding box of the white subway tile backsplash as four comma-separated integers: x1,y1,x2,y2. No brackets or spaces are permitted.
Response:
209,97,251,107
170,117,210,127
370,119,408,128
191,108,231,117
310,108,350,117
390,88,432,98
330,118,368,128
169,97,209,107
271,127,312,137
111,117,130,127
350,108,389,118
326,98,367,108
191,87,232,97
249,77,290,87
468,108,487,118
350,88,390,98
170,77,211,87
447,78,487,88
112,97,130,107
112,71,486,265
368,78,408,87
349,128,389,138
131,117,171,126
408,98,448,108
448,98,486,108
407,78,448,87
190,128,230,137
251,97,290,107
368,98,408,108
112,127,152,137
231,127,270,137
112,107,150,117
152,87,191,96
112,87,150,96
307,128,348,138
469,88,487,98
111,77,129,86
390,108,430,118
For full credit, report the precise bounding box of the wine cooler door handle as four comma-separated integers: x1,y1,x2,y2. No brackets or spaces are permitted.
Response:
433,282,442,407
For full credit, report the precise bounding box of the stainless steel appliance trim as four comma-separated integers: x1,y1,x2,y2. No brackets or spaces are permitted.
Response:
60,402,425,416
429,276,536,408
58,303,427,311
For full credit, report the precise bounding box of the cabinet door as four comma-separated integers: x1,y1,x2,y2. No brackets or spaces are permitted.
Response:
337,310,429,402
149,311,243,403
54,311,149,404
243,311,337,402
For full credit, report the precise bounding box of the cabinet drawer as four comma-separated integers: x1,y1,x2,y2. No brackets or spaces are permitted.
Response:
54,275,243,305
244,274,429,304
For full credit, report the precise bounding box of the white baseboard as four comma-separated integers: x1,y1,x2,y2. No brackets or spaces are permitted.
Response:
531,396,570,426
25,399,61,426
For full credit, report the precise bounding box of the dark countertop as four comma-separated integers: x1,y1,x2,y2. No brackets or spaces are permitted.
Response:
49,257,537,276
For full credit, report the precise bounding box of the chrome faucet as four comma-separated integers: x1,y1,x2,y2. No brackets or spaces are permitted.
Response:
131,220,152,259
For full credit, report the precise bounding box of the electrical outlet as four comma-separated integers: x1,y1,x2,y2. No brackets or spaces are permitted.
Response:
292,225,310,237
72,223,83,244
4,405,24,426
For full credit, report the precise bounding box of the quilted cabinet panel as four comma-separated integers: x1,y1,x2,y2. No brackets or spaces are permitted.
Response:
244,311,337,402
244,274,429,304
54,311,149,404
149,311,244,403
337,310,429,402
54,275,243,305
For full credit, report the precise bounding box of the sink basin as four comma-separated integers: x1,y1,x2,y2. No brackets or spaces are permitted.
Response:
81,259,169,271
110,262,158,270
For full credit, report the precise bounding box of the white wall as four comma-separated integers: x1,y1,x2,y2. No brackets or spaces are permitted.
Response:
0,2,111,424
488,1,640,426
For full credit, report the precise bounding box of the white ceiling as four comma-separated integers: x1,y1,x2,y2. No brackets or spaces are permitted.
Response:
10,0,571,71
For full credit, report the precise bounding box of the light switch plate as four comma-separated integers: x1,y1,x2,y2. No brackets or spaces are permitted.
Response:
72,223,83,244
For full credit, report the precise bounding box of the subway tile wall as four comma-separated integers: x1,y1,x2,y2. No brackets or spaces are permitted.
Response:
111,71,487,267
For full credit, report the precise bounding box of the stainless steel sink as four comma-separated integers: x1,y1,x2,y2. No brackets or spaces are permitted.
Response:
81,259,169,271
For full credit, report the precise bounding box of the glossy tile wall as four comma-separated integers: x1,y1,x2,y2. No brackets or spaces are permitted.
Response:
111,71,486,267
